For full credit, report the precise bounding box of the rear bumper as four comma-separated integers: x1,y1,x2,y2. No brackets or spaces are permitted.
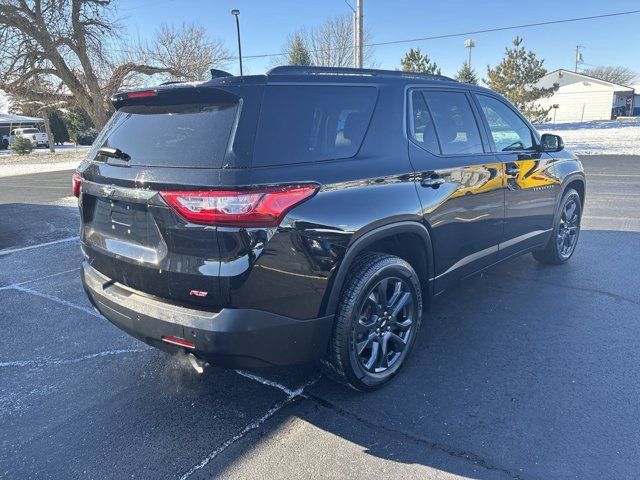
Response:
81,262,333,368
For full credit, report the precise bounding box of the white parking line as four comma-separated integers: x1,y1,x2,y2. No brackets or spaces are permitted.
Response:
0,268,80,291
11,284,103,319
235,369,310,397
0,236,79,256
587,173,640,177
0,348,150,368
583,215,640,221
178,374,320,480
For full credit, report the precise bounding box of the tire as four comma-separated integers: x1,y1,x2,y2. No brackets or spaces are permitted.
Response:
533,188,582,264
321,253,422,391
1,139,8,150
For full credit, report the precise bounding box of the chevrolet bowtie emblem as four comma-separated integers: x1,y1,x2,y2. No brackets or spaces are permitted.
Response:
101,186,116,199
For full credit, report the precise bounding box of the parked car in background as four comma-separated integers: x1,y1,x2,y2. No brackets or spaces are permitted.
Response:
2,127,49,149
75,66,585,391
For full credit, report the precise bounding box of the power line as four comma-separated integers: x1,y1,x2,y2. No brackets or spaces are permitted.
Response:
96,8,640,64
239,9,640,61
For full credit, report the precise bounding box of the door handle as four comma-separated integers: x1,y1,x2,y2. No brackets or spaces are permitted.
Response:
505,164,520,176
421,176,445,188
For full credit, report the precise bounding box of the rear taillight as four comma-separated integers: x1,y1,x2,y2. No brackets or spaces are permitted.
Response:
72,172,82,198
160,184,318,227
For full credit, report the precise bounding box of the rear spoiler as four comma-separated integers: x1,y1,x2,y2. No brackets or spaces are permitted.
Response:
110,85,240,110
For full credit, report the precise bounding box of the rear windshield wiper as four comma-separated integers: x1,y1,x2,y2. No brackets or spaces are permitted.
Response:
97,147,131,161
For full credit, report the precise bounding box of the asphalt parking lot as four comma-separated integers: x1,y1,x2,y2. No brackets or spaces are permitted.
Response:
1,155,639,479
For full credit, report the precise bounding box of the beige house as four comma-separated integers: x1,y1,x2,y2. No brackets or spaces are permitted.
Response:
536,69,636,123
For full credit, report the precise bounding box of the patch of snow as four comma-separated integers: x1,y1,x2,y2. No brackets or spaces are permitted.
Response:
0,159,81,178
537,120,640,155
0,143,90,156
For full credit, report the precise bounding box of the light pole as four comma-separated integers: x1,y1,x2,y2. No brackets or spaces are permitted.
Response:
464,38,475,67
574,45,584,72
231,9,243,76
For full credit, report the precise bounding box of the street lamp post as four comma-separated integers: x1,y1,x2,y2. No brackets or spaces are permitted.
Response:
464,38,475,67
231,9,243,76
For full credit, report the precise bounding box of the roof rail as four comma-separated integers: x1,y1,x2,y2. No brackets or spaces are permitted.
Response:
267,65,457,82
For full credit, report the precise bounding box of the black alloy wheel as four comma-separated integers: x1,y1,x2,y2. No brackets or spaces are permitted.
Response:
322,253,422,391
354,277,415,373
533,188,582,264
557,198,580,259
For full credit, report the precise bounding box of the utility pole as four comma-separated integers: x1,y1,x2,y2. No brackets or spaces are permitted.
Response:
574,45,584,72
464,38,475,67
354,0,363,68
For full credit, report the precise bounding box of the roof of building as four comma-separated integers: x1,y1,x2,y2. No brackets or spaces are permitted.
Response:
543,69,635,92
0,113,44,124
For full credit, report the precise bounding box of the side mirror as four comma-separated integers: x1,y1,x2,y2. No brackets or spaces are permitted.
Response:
540,133,564,153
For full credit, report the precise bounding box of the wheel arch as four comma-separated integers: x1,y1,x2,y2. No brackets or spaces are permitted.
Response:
562,175,586,207
321,221,435,317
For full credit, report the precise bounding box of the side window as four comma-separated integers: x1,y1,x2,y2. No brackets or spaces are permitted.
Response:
421,91,484,155
253,86,377,166
410,90,440,154
476,95,534,152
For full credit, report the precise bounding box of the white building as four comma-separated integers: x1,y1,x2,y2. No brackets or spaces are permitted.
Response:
536,69,637,123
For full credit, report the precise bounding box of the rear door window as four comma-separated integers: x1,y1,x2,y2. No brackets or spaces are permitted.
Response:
253,85,377,166
421,90,484,155
92,103,238,168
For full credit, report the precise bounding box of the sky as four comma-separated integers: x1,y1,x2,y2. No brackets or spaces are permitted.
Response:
117,0,640,78
2,0,638,113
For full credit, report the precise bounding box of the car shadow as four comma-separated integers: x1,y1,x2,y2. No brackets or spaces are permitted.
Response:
208,228,640,479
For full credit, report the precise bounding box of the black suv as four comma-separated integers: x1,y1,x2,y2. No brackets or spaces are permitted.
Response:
77,66,585,391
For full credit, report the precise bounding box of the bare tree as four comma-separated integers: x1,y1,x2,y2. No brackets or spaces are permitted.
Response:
277,14,375,68
138,23,230,82
582,66,638,86
0,1,228,129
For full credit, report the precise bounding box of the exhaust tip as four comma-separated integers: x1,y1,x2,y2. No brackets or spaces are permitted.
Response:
187,353,206,374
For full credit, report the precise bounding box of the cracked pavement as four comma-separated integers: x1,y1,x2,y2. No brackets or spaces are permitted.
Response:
1,156,639,479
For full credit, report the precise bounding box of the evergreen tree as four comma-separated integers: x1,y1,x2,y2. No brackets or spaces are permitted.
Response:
454,62,478,85
486,36,557,123
63,107,94,142
48,110,70,144
400,48,441,74
288,33,312,66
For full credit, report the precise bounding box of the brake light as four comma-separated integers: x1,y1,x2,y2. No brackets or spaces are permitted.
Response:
126,90,157,99
31,135,37,140
72,172,82,198
160,184,318,227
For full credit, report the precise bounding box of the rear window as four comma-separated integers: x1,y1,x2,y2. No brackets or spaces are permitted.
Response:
19,128,39,133
253,85,377,166
92,103,238,168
